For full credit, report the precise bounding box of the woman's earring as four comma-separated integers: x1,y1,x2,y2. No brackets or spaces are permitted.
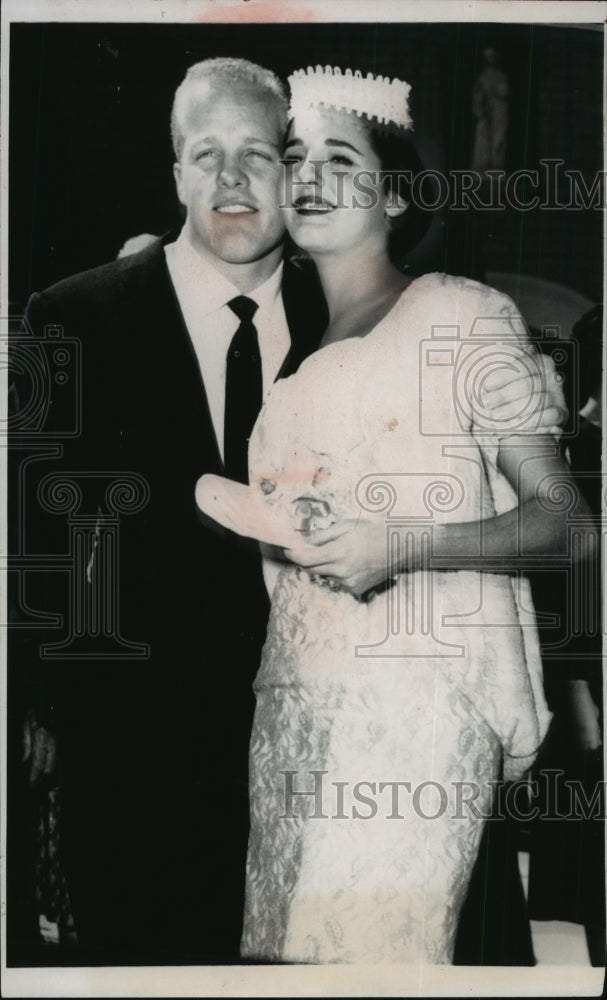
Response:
385,196,409,220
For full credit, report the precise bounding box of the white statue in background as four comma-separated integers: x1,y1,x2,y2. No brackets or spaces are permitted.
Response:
471,47,510,178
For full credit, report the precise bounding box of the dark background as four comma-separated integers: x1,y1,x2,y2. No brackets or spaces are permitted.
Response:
9,20,604,310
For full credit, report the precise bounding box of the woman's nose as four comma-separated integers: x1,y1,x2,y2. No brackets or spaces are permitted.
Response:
296,156,322,185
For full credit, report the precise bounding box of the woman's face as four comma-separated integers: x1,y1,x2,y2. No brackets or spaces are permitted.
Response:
281,105,394,257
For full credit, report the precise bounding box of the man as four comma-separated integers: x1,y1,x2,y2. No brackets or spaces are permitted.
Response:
14,58,327,965
12,57,565,965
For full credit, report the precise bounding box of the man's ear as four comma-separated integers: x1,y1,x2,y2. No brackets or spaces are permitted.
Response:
173,162,185,206
385,195,409,219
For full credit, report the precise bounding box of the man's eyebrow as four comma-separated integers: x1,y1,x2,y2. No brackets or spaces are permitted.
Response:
190,135,280,149
284,137,363,155
245,136,280,148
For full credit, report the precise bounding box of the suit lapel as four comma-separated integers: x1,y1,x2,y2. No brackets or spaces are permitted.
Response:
134,240,328,472
135,234,224,473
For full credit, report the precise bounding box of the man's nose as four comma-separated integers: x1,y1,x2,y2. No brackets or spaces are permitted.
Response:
218,155,248,187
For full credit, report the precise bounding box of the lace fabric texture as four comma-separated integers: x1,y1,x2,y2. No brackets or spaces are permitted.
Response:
241,274,552,964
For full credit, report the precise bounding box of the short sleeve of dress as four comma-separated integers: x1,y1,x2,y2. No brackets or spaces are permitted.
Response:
452,279,558,476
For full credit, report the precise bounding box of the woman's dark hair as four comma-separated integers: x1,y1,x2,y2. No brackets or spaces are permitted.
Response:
365,124,432,266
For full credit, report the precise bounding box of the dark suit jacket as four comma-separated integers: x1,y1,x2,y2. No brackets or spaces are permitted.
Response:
19,235,325,702
9,235,327,959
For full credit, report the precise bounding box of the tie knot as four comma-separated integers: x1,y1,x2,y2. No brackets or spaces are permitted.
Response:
228,295,258,323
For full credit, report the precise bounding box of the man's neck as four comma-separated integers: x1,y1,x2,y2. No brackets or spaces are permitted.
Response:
183,228,284,294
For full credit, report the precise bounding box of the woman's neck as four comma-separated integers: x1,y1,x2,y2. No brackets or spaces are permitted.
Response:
312,244,411,345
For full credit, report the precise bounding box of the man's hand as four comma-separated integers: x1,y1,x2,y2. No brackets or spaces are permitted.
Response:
22,710,58,785
284,517,398,598
117,234,158,259
481,351,568,435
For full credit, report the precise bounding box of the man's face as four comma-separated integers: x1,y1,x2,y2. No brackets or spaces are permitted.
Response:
174,81,286,269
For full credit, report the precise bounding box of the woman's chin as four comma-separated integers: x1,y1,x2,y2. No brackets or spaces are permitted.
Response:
284,210,337,250
286,228,337,256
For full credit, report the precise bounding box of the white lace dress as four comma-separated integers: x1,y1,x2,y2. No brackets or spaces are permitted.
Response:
240,274,551,964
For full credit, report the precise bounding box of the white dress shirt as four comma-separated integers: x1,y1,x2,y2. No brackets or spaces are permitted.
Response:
165,230,290,461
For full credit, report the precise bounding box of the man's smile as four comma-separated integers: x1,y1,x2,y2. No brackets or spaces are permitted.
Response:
214,199,258,215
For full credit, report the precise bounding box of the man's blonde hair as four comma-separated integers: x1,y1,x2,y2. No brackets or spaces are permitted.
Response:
171,57,288,160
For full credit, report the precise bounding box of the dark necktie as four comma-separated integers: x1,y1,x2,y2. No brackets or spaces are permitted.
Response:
223,295,262,484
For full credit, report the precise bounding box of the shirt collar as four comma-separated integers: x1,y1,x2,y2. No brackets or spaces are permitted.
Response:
250,258,284,314
171,228,283,317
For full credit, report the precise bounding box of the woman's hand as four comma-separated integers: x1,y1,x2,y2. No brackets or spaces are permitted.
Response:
283,516,398,598
282,435,590,594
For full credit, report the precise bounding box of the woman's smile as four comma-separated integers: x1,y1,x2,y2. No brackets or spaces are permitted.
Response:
293,194,336,216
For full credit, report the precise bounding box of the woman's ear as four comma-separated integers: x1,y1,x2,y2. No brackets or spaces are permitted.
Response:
385,195,409,219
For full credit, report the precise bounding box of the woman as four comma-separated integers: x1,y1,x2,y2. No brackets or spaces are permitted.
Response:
196,66,584,964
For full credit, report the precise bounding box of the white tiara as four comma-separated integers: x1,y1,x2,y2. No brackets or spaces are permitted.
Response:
288,65,413,131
